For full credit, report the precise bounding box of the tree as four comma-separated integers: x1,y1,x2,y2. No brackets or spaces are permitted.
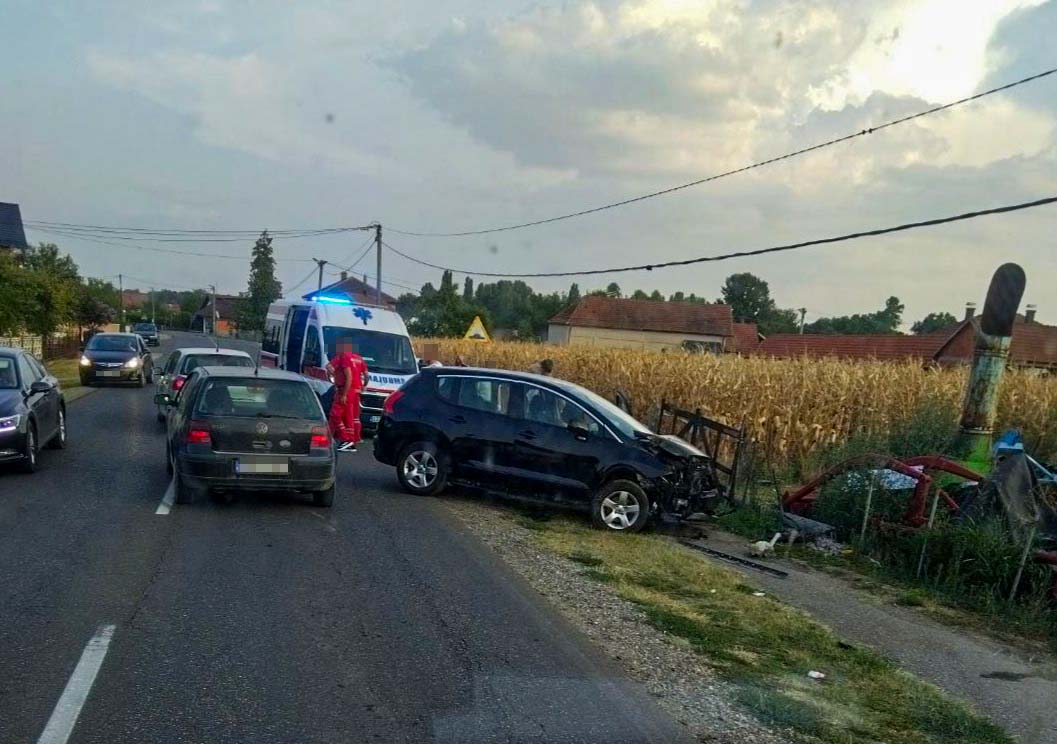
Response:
22,243,80,284
73,291,113,335
463,276,474,301
721,273,774,324
911,311,958,335
237,231,282,332
670,291,686,302
718,272,799,334
605,282,621,298
566,283,581,306
805,296,906,334
631,289,649,300
649,290,664,301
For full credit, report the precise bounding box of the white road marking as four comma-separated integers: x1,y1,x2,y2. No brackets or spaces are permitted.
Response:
36,624,116,744
155,479,175,515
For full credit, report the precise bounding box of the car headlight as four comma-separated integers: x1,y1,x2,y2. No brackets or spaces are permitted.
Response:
125,357,140,369
80,355,91,367
0,414,20,433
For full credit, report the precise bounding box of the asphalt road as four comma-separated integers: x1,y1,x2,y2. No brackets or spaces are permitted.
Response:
0,331,691,744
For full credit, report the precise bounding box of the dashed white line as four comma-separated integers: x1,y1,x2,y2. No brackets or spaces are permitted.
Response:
155,479,175,515
36,624,116,744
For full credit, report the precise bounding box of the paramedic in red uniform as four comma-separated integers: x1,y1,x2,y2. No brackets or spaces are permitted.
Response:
326,341,368,451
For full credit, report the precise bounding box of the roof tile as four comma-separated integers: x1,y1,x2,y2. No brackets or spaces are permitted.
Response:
549,296,734,337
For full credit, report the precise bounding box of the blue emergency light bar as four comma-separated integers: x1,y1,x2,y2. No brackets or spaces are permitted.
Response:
308,295,354,305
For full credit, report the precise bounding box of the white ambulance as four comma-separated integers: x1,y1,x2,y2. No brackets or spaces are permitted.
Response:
261,295,419,433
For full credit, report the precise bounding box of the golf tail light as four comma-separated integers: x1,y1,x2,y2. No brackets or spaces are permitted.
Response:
186,422,212,445
172,375,187,391
382,390,404,414
310,426,330,449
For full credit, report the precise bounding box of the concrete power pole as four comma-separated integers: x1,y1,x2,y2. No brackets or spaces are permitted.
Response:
798,308,807,334
313,258,328,291
118,273,125,332
150,288,156,324
374,223,382,304
209,284,217,336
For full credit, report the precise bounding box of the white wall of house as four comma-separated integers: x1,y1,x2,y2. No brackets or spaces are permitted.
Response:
548,323,726,352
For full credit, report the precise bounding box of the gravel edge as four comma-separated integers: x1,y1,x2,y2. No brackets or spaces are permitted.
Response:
442,496,792,744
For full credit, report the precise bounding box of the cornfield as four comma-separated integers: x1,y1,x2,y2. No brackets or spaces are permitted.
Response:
425,339,1057,474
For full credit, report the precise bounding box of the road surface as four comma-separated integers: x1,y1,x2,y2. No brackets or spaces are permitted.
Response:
0,331,691,744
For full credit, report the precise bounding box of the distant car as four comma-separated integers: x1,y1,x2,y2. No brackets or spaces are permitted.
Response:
155,347,254,422
374,368,721,532
157,367,336,506
79,333,155,387
133,322,160,346
0,348,66,473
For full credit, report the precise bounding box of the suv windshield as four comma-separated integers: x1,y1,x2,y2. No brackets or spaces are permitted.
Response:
87,335,138,352
181,354,254,373
0,357,18,389
557,381,651,440
134,323,157,332
323,327,416,375
194,379,322,419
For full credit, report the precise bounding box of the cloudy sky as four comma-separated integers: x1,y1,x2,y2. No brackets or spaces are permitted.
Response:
3,0,1055,326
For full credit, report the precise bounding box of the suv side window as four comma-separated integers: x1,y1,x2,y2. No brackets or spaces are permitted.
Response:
456,378,513,416
437,376,458,403
522,385,601,435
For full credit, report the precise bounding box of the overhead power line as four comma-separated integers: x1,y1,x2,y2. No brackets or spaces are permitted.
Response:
24,223,370,243
383,66,1057,237
383,194,1057,278
28,225,336,264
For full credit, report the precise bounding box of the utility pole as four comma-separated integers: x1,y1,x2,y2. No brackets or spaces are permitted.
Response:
798,308,807,334
150,288,156,324
374,223,383,304
312,258,328,291
118,273,125,331
209,284,217,336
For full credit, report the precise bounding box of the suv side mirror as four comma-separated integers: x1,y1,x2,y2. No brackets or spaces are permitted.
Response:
567,420,590,440
154,393,172,407
30,380,52,394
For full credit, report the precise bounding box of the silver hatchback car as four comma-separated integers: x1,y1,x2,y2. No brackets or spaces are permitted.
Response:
155,347,254,422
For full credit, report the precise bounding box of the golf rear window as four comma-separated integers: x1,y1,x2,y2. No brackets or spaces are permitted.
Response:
194,379,320,419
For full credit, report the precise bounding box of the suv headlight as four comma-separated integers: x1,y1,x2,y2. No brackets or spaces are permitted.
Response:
125,357,140,369
0,414,20,433
80,355,91,367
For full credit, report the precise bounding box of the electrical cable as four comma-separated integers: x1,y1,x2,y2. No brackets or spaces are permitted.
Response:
383,67,1057,237
383,194,1057,278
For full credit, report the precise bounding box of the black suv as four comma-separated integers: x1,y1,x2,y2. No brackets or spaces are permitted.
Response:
374,368,721,531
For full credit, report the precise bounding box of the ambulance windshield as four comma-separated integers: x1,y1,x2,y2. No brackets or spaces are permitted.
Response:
323,327,417,376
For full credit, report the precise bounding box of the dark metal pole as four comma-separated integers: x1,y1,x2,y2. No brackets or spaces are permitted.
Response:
375,224,382,304
956,263,1025,470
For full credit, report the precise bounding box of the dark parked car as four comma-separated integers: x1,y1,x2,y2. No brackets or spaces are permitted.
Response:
79,333,155,387
374,368,721,531
133,322,160,346
0,348,67,473
157,367,336,506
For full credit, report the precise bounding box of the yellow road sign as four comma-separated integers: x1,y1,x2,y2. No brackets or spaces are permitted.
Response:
464,315,491,342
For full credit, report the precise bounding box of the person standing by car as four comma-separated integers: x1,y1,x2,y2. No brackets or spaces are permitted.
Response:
325,340,368,451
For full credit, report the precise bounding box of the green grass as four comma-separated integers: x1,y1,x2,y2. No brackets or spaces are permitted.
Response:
514,513,1012,744
47,357,92,402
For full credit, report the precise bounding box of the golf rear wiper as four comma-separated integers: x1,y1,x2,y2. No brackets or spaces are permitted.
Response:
255,412,299,419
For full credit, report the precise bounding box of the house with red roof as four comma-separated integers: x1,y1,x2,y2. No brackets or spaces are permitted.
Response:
548,296,735,353
754,305,1057,371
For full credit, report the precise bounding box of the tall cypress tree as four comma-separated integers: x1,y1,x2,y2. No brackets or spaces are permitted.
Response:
239,231,283,332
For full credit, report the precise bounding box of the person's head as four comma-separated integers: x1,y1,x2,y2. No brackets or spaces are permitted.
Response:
539,359,554,375
337,340,354,356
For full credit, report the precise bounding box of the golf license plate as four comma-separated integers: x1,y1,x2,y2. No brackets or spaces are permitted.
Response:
235,458,289,475
99,370,121,377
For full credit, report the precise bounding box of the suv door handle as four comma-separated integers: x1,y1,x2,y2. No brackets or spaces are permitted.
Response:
517,429,537,440
449,415,466,424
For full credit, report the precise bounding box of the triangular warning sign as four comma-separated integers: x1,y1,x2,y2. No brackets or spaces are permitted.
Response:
464,315,491,342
